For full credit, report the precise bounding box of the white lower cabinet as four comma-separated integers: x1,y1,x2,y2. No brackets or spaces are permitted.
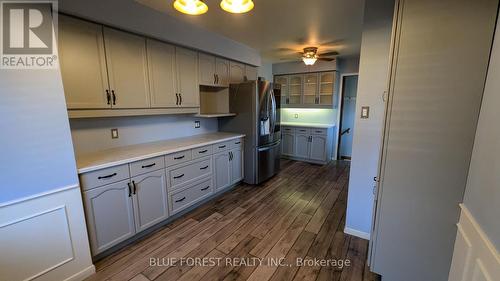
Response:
230,147,243,184
281,132,295,156
310,135,327,162
281,126,334,164
170,178,213,214
295,134,310,158
83,180,136,255
214,151,231,191
131,170,169,232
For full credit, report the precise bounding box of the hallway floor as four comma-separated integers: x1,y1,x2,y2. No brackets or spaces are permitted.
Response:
85,160,379,281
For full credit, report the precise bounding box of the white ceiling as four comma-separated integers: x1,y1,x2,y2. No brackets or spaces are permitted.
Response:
136,0,365,63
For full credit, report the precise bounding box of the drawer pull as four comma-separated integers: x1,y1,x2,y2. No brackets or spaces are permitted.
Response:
198,149,208,153
218,145,226,148
127,182,132,197
141,163,156,168
98,173,117,179
234,142,241,144
174,155,185,160
315,130,322,133
200,165,209,170
175,197,186,203
173,173,185,179
299,130,306,132
201,186,210,191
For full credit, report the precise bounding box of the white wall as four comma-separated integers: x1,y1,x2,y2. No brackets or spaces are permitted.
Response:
59,0,260,66
281,108,336,124
258,62,273,81
70,115,218,156
462,18,500,250
345,0,395,237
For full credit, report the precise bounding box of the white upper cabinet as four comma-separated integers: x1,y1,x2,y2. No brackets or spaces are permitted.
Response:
230,61,246,83
59,15,110,109
245,65,258,81
215,58,230,86
198,53,216,86
175,47,199,107
274,71,336,108
103,28,150,109
147,39,177,108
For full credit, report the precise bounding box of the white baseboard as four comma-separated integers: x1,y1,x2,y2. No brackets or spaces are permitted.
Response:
0,186,94,281
344,226,371,240
448,204,500,281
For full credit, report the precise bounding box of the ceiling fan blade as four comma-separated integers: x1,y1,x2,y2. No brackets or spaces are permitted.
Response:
319,51,339,57
318,57,335,61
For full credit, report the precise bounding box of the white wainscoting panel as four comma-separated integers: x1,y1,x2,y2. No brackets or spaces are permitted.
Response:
448,204,499,281
0,186,94,281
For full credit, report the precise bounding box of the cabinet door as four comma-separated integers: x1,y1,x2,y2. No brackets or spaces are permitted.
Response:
288,75,303,105
199,53,216,86
230,61,245,83
274,76,289,105
245,65,258,81
131,170,169,232
319,72,335,106
295,134,310,158
83,180,135,254
230,148,243,184
214,152,231,190
104,28,150,108
303,73,319,105
147,39,177,108
282,132,295,156
216,58,230,86
59,16,110,109
310,135,327,162
176,47,200,107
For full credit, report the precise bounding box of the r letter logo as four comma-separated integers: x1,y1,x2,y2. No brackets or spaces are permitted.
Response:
1,1,58,69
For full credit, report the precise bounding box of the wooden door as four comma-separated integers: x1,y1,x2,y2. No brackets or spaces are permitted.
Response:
295,134,310,158
310,135,327,161
281,132,295,156
103,27,150,108
58,16,110,109
131,170,168,232
230,61,245,83
199,53,216,86
83,180,135,254
216,58,230,86
213,151,231,190
176,47,199,107
146,39,177,108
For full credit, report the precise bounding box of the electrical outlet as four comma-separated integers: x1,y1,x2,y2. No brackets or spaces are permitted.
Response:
294,114,299,119
194,121,201,128
111,128,119,139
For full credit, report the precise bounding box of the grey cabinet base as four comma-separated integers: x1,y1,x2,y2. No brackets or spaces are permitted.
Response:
281,155,330,165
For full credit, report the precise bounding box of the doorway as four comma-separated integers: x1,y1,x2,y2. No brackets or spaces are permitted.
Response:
337,74,359,160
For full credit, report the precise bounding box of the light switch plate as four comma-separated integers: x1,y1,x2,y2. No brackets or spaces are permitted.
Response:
194,121,201,128
361,106,370,119
111,128,119,139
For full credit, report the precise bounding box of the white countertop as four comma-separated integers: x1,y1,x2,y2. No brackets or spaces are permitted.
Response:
76,132,245,174
280,122,335,129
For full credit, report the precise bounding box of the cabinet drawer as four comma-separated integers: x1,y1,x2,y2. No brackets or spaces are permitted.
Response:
213,141,232,153
170,178,213,214
282,126,295,133
311,128,327,135
129,156,165,177
165,150,192,166
295,127,311,134
192,145,213,159
230,138,243,149
169,157,212,189
80,164,130,191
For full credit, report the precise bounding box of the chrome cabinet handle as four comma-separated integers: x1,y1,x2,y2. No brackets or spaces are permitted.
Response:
175,197,186,203
173,174,185,179
141,163,155,168
98,173,116,179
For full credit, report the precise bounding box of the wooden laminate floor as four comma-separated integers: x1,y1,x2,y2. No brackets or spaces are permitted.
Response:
85,160,380,281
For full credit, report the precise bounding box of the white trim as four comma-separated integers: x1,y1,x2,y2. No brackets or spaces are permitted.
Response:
344,226,370,240
64,265,96,281
335,72,359,160
0,183,80,208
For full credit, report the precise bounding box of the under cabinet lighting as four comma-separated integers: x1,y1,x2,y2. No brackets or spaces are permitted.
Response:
173,0,208,15
220,0,254,14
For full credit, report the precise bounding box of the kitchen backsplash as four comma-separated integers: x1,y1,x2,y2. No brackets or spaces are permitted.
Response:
281,108,337,124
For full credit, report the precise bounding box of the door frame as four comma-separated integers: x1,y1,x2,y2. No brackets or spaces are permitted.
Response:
335,72,359,160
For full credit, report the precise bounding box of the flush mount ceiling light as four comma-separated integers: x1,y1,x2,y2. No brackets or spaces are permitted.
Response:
220,0,255,14
173,0,208,15
302,52,318,66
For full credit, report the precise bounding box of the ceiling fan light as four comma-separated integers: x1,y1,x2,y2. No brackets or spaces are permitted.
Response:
220,0,254,14
173,0,208,15
302,57,317,65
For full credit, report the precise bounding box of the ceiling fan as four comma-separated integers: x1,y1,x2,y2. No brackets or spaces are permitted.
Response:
300,47,338,65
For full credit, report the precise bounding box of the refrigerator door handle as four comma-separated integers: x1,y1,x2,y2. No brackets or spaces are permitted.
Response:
257,140,281,152
270,89,277,134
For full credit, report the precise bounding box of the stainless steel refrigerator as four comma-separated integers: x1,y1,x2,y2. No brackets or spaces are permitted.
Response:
219,79,281,184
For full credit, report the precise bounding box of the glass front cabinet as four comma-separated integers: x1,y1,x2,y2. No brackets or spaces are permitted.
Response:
274,71,337,108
